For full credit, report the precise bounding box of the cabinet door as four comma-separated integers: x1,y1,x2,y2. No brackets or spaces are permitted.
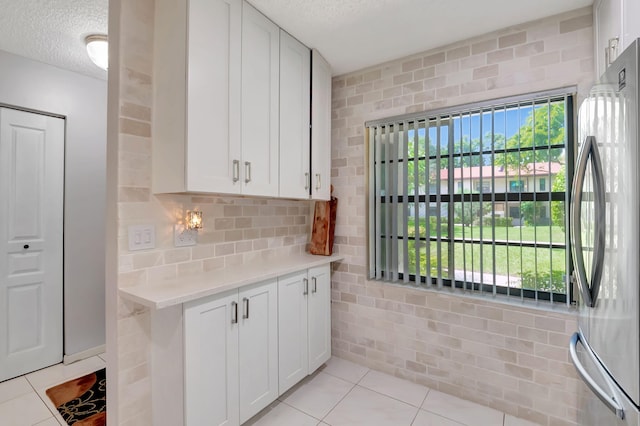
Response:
278,271,309,394
279,31,311,199
187,0,242,193
238,279,279,423
595,0,622,76
311,49,332,201
308,264,332,372
242,3,280,197
184,290,239,426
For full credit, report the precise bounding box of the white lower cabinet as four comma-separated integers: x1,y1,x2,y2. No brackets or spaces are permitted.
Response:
184,290,239,426
277,271,309,393
307,265,332,371
183,279,278,426
238,282,279,423
278,264,332,394
178,264,331,425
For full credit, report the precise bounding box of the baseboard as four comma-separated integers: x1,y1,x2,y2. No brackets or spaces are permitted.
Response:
63,344,106,365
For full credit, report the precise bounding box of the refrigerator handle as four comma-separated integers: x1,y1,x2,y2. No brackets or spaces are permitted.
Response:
570,136,606,307
569,332,625,420
589,137,606,307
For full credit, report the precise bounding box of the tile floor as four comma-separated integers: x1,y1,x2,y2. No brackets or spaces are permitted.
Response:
0,353,106,426
246,357,541,426
0,354,541,426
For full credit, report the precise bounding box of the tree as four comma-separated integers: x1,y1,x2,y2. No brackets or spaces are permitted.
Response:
520,201,547,226
454,196,489,225
496,103,566,171
551,165,566,230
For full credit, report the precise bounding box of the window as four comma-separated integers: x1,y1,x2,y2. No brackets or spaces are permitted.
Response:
475,181,491,193
509,180,524,193
367,89,574,303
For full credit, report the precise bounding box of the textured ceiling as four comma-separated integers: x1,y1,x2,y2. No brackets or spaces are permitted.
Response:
0,0,592,80
0,0,108,80
249,0,594,75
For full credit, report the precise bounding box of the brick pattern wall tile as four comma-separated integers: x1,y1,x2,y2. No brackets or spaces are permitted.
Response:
330,7,593,426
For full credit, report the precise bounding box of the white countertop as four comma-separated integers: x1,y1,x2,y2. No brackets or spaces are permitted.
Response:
119,252,344,309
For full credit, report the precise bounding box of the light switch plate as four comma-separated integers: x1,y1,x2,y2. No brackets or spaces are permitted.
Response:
128,225,155,251
174,224,197,247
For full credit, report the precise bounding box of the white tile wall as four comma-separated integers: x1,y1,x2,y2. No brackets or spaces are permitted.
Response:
329,7,594,426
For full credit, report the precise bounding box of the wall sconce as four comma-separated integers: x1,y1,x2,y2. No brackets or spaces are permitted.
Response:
186,210,203,230
174,210,203,247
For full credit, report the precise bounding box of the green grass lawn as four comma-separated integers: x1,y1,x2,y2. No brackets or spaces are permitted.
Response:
405,223,567,292
407,217,566,243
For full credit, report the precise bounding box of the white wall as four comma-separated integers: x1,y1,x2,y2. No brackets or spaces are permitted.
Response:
0,50,107,356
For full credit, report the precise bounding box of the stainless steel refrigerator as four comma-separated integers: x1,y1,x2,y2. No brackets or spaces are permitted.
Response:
570,39,640,425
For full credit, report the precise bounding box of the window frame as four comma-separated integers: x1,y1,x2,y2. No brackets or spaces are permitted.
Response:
366,87,576,305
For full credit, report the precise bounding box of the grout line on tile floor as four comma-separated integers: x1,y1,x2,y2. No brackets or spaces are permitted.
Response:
33,383,65,425
278,399,323,422
318,380,358,423
354,368,370,385
319,365,371,385
409,388,432,426
353,382,425,409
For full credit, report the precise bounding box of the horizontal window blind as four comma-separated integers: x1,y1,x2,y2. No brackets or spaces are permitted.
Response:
367,89,575,304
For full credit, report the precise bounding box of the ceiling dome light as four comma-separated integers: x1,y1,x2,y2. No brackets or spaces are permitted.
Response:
85,34,108,71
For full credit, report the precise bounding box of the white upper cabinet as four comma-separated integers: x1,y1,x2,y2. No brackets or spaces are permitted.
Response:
279,31,311,199
153,0,242,194
311,49,332,200
242,3,280,197
594,0,640,76
153,0,332,200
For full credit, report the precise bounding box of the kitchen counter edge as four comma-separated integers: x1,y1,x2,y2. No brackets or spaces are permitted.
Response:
119,253,344,309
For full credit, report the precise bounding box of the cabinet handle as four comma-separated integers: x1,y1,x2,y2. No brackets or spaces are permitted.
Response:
245,161,251,184
242,297,249,319
305,172,310,190
315,173,321,191
231,301,238,324
233,160,240,183
312,277,317,294
303,278,309,295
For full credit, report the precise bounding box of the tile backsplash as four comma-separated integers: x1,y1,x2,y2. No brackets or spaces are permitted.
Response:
118,195,310,286
329,7,593,426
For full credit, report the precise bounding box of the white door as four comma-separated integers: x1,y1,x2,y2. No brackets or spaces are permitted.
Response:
0,108,64,381
311,49,332,200
238,279,278,423
278,271,308,394
184,290,239,426
241,3,280,197
279,30,311,199
308,264,331,372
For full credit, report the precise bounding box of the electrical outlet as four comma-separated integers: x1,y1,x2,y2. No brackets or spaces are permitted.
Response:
174,224,197,247
128,225,155,251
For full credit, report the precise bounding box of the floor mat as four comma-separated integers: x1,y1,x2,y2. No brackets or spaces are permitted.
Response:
45,368,106,425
